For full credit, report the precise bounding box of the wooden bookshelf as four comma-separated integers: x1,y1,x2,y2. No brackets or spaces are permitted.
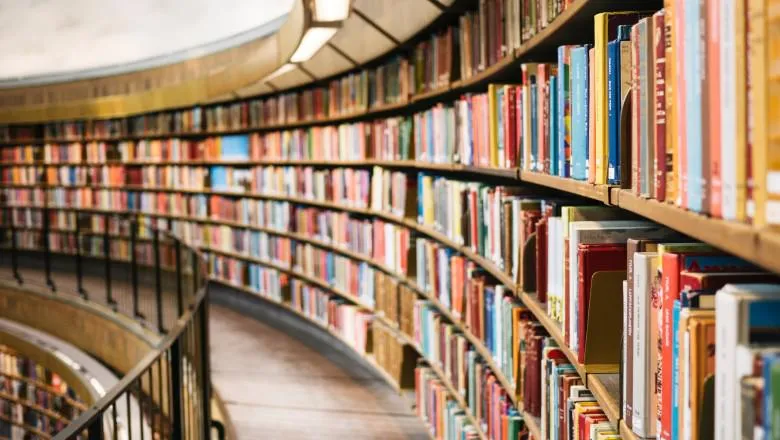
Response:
0,413,52,439
0,391,74,423
520,171,613,204
0,372,87,410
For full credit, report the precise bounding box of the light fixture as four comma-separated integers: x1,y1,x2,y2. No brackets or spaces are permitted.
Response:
264,63,298,81
290,27,339,63
312,0,350,22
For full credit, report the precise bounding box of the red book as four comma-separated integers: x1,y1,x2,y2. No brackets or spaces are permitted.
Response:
653,11,667,201
505,86,518,168
576,243,627,362
679,271,779,292
581,413,608,439
535,217,549,302
558,373,582,440
577,410,606,440
538,64,551,173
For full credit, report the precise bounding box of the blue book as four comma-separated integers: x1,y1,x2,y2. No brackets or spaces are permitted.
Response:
762,353,780,436
530,82,538,172
549,75,558,176
685,2,703,212
671,299,682,439
219,135,250,160
210,166,228,190
557,46,575,177
485,288,494,355
607,25,631,185
571,46,590,180
426,110,434,161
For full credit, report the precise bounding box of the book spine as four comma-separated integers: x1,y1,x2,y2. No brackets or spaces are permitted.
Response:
588,47,596,183
631,252,649,435
638,18,652,198
558,46,571,177
660,253,681,440
631,25,641,195
654,11,667,201
734,0,748,222
708,0,722,217
571,49,587,180
550,74,558,176
665,0,676,204
594,14,608,184
676,0,688,208
685,0,704,212
607,39,621,184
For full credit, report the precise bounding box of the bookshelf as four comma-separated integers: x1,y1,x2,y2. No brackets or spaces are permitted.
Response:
4,0,778,439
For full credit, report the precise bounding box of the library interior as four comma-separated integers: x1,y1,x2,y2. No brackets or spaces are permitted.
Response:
0,0,777,439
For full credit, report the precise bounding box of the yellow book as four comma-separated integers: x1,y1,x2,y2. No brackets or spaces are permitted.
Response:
735,0,749,221
748,0,767,224
422,175,434,226
764,0,780,226
488,84,500,168
572,401,601,440
594,12,651,184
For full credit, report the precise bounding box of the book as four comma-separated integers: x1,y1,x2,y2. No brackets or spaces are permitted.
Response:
715,284,780,440
570,47,590,181
594,11,652,185
631,251,659,438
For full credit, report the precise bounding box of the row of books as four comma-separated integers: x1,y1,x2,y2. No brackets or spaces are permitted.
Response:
374,271,416,340
371,323,411,390
0,348,84,437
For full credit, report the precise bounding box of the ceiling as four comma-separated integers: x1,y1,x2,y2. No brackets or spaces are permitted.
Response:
0,0,294,84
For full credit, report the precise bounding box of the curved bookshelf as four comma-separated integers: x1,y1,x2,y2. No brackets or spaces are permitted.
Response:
2,0,762,438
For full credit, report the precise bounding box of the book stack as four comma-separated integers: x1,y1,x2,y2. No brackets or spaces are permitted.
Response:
371,322,411,388
374,272,416,340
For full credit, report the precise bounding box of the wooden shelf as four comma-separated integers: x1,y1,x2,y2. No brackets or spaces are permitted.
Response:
0,413,51,439
520,171,613,203
523,413,542,439
587,373,621,426
0,391,74,423
0,372,87,410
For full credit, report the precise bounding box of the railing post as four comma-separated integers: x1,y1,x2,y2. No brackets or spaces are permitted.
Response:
175,240,184,317
154,228,165,334
191,254,199,308
104,214,117,310
9,209,22,285
170,338,183,440
75,226,87,299
131,219,144,320
199,293,212,440
42,206,55,292
87,412,104,440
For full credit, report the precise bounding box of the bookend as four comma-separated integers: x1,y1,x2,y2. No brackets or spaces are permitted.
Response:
522,232,537,293
399,344,418,389
583,270,626,373
619,88,632,190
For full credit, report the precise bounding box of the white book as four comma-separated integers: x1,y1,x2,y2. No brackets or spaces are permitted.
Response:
567,220,665,351
632,251,659,437
622,278,629,421
716,284,780,440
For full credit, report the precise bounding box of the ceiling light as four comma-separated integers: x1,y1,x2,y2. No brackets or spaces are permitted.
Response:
313,0,350,22
264,63,297,81
290,27,338,63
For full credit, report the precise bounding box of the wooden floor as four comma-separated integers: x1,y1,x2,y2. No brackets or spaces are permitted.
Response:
209,304,429,440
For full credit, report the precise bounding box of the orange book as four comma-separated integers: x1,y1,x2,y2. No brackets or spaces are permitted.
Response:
588,47,596,183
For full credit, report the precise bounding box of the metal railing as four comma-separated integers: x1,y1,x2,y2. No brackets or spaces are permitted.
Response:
0,206,211,440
